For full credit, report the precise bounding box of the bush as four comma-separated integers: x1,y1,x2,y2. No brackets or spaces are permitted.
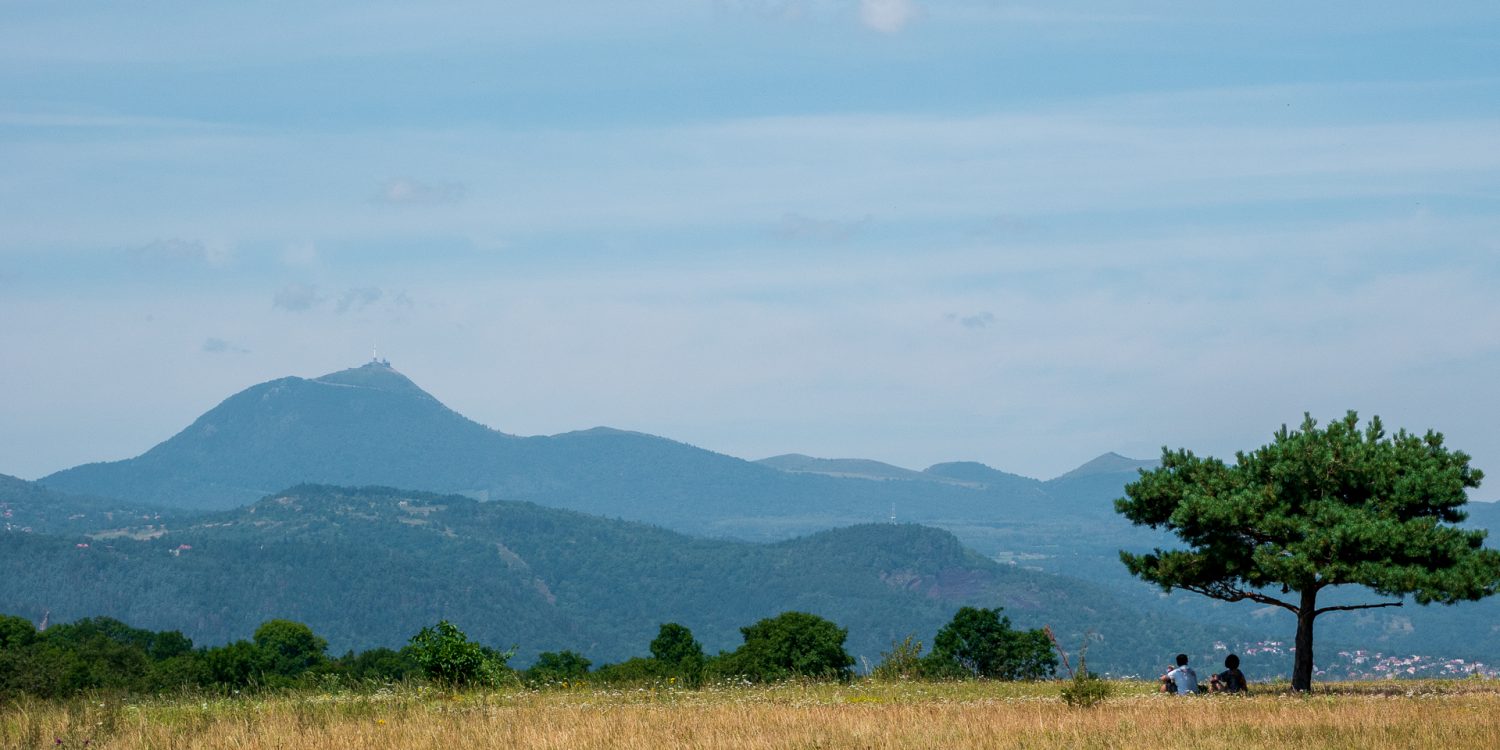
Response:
408,620,511,687
253,620,327,679
710,611,854,683
328,647,420,684
928,607,1056,681
525,650,591,685
871,634,925,681
650,623,706,683
1060,662,1111,708
202,640,272,688
0,615,37,650
590,657,663,685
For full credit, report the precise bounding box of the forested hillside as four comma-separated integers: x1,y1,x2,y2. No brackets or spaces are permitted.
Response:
18,361,1500,677
0,474,183,536
0,484,1246,674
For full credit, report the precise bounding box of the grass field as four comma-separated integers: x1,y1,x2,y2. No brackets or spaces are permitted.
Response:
6,678,1500,749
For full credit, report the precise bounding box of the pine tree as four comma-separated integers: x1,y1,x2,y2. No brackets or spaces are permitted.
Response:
1116,412,1500,691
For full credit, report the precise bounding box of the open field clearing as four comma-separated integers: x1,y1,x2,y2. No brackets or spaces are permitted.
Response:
6,679,1500,750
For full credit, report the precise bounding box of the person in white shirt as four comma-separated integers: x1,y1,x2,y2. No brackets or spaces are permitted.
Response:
1164,653,1199,695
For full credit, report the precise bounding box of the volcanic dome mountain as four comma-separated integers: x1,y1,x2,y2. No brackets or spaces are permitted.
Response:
40,361,1073,538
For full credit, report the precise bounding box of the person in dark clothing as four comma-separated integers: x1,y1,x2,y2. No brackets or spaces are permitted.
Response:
1209,653,1248,693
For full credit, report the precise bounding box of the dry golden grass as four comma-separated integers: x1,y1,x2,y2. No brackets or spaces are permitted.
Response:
6,679,1500,750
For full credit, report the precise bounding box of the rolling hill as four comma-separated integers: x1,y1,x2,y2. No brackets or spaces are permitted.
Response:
0,483,1244,674
25,360,1500,675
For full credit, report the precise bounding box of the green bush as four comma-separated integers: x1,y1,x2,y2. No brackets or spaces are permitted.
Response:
649,623,706,684
407,620,512,686
329,647,420,684
1060,663,1111,708
709,611,854,682
927,607,1056,681
871,634,925,681
253,620,327,679
590,656,663,685
525,650,592,685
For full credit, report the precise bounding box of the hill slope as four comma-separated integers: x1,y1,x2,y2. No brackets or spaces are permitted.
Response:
0,484,1242,673
0,473,182,536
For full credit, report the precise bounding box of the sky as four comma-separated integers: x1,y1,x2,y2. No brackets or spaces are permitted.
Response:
2,1,1499,484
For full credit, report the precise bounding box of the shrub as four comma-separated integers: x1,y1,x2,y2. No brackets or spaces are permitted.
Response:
928,607,1056,680
590,657,663,685
710,611,854,682
525,650,591,685
650,623,706,683
1060,661,1111,708
253,620,327,679
871,633,925,681
408,620,511,686
330,647,420,684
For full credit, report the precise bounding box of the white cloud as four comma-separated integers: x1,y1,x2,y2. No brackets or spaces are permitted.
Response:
374,177,468,207
281,241,320,268
7,83,1500,251
944,312,995,329
273,283,322,312
337,287,383,313
126,238,233,267
859,0,918,33
201,337,249,354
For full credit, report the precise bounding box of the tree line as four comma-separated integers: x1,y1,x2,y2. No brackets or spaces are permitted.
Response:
0,606,1055,699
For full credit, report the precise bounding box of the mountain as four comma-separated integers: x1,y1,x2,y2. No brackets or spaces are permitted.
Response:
42,363,510,510
923,461,1047,496
755,454,952,484
1053,452,1159,481
38,362,1044,538
0,484,1243,674
30,364,1500,672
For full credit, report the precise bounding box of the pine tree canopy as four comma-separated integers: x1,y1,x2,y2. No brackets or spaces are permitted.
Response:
1117,411,1500,612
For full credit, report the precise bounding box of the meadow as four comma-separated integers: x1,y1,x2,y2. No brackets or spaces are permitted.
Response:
5,678,1500,749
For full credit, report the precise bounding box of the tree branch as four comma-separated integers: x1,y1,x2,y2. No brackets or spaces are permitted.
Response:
1315,601,1403,616
1175,583,1299,613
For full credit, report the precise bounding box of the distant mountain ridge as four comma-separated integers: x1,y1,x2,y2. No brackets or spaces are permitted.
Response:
38,361,1138,538
756,454,965,484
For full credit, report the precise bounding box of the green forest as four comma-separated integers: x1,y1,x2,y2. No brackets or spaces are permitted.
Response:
0,482,1242,677
0,606,1056,700
9,367,1500,685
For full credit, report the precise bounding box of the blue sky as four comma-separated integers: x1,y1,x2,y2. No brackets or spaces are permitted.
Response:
3,1,1499,483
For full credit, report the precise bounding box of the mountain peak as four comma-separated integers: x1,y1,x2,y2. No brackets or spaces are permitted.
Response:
1053,452,1158,481
921,461,1042,491
313,360,427,396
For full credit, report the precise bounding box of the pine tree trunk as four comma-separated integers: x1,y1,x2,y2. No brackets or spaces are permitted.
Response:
1292,588,1318,692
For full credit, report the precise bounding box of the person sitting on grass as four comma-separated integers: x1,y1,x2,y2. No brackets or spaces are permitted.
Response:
1160,653,1199,695
1209,653,1248,694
